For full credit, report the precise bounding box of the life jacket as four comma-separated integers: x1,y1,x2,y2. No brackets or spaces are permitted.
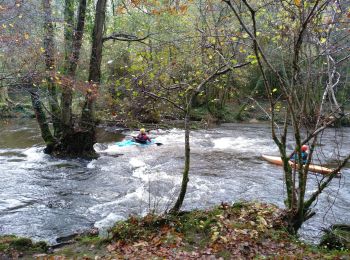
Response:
290,152,308,164
135,133,150,143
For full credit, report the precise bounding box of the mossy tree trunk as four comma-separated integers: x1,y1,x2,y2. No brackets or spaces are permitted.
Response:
81,0,107,134
170,112,190,213
30,89,55,153
42,0,61,138
32,0,104,158
61,0,87,135
60,0,75,134
55,0,92,157
56,0,104,158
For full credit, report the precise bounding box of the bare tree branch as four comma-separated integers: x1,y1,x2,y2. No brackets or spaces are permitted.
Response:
103,33,151,43
304,153,350,210
142,90,185,112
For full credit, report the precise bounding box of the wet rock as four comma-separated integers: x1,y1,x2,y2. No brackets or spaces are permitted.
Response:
94,143,108,151
56,234,78,244
55,228,99,246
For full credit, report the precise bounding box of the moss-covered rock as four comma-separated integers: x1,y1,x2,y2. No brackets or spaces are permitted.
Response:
0,235,48,259
320,224,350,250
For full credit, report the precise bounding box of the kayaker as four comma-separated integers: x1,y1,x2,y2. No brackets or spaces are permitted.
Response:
134,128,151,144
290,145,309,164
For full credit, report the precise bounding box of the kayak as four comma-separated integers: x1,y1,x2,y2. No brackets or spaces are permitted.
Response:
262,155,337,175
116,139,158,147
116,139,152,147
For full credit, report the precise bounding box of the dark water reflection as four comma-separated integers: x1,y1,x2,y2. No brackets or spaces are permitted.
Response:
0,119,349,244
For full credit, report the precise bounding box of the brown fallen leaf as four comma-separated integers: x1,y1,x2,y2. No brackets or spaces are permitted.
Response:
133,241,148,247
106,243,117,252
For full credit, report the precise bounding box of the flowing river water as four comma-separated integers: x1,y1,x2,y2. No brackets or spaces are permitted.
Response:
0,119,349,245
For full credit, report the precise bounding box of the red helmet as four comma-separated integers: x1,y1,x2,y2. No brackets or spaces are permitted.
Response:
301,145,308,152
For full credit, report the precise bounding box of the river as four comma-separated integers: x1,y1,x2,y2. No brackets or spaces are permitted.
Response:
0,119,349,244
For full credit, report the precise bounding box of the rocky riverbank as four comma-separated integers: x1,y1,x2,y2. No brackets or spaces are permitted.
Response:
1,202,348,259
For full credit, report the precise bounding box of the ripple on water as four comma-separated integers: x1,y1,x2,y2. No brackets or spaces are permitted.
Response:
0,198,37,212
0,151,27,157
0,123,349,245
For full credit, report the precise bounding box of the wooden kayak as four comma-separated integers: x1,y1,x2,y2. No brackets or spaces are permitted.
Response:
262,155,337,175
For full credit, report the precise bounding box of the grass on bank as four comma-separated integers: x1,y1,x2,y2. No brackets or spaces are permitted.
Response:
1,202,349,259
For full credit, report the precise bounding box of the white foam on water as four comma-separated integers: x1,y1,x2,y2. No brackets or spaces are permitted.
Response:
129,155,182,184
132,167,147,179
88,186,148,215
129,158,146,168
129,158,148,180
153,129,185,145
87,160,97,169
150,170,181,183
94,213,124,230
22,147,46,162
135,169,182,184
102,143,126,154
191,180,211,193
212,136,275,153
124,186,148,201
88,200,120,214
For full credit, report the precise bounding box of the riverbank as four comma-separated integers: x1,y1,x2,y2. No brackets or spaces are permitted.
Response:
2,98,349,128
1,202,348,259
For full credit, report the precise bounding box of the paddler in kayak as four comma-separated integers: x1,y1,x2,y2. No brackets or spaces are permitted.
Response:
133,128,152,144
290,145,309,164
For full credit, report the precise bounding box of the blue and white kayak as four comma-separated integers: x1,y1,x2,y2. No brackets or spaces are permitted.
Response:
116,139,157,147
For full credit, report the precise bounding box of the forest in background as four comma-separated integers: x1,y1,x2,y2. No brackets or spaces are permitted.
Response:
1,0,348,124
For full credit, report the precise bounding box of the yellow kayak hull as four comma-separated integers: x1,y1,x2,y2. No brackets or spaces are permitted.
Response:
262,155,337,175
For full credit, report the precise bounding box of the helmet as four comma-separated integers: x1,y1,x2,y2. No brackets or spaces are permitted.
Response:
140,128,146,133
301,145,308,152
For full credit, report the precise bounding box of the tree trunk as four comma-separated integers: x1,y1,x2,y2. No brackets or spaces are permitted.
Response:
33,0,98,158
0,86,11,117
88,0,106,84
42,0,61,138
81,0,107,130
170,112,190,213
61,0,75,132
0,86,9,105
30,89,55,154
61,0,87,134
56,0,101,158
